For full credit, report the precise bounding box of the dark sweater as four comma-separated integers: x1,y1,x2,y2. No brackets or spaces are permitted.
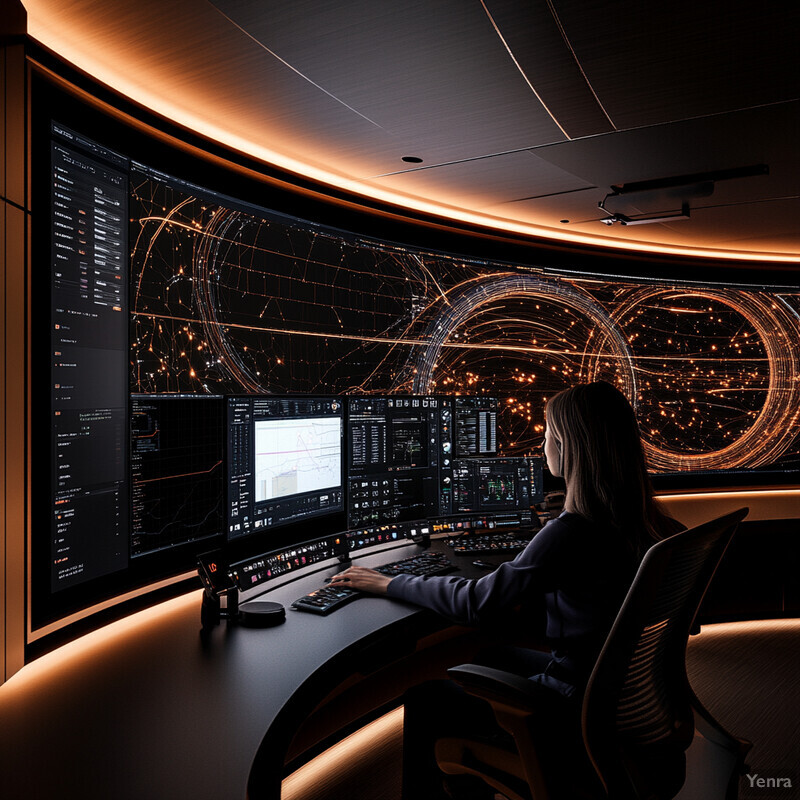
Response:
386,512,640,689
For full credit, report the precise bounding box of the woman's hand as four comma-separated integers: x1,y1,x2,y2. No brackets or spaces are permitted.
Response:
329,566,392,595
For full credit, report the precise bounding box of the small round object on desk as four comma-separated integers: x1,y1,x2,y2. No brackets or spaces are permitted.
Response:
239,600,286,627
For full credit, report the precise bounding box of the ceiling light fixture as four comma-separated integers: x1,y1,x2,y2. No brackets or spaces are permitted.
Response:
600,204,691,226
598,164,768,227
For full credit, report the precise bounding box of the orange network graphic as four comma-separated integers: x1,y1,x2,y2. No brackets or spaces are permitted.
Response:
129,179,800,474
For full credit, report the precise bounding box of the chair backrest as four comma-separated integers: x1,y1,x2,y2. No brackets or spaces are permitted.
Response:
582,508,747,799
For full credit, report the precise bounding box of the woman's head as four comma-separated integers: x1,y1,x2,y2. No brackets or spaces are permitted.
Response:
545,381,668,554
545,381,644,481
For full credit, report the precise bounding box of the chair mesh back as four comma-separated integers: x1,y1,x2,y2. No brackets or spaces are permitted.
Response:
615,538,714,744
583,509,746,795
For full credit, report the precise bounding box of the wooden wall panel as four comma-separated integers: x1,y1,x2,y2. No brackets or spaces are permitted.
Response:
1,41,29,685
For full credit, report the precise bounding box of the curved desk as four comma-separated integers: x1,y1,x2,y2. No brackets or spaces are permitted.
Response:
3,498,797,798
0,542,495,800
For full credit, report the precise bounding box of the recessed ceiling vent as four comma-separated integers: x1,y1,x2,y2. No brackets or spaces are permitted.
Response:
598,164,768,226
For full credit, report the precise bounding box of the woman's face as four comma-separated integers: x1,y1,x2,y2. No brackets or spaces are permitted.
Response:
544,421,562,477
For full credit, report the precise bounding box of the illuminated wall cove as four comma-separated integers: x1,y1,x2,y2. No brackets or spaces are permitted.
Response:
130,170,800,475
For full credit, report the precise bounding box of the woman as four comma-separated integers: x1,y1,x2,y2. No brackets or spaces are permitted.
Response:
331,381,679,798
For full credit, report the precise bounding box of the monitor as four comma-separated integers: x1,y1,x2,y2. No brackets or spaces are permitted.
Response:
130,394,225,558
454,397,498,457
226,396,344,540
526,456,545,505
49,124,130,594
451,457,533,514
346,396,453,527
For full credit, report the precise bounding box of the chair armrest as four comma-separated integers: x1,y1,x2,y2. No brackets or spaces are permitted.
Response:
446,664,567,800
447,664,553,714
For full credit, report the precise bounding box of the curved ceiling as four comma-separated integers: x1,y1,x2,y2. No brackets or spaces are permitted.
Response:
23,0,800,261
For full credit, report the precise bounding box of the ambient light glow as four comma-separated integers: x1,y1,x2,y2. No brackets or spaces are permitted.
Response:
286,621,800,797
130,173,800,475
282,707,404,800
656,488,800,528
6,591,200,698
24,1,800,263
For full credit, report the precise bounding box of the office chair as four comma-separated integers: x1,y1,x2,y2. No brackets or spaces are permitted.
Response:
435,508,752,800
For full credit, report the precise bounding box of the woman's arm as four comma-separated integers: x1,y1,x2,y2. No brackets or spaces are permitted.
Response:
330,517,569,624
329,566,392,594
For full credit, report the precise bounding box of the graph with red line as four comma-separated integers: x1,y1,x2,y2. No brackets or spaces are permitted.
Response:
254,417,342,503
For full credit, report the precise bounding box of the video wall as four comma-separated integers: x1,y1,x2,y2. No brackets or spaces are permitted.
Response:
36,83,800,640
130,165,800,475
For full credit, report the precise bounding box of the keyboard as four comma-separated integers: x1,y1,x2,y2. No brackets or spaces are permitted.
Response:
291,584,360,615
446,532,532,555
374,551,456,577
291,551,456,615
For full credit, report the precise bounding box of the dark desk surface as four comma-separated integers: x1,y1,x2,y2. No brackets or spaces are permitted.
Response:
0,541,496,800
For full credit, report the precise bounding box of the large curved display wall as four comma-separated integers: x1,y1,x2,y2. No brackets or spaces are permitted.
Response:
28,64,800,648
131,171,800,474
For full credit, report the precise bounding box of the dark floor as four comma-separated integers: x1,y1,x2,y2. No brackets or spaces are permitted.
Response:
282,619,800,800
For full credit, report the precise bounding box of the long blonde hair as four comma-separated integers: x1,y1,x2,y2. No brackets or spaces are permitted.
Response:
546,382,672,558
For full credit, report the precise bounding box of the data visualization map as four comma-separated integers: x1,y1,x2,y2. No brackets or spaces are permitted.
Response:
130,168,800,475
254,417,342,503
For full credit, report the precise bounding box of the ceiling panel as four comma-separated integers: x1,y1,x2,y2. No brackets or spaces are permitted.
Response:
681,199,800,250
534,102,799,198
22,0,800,258
482,0,615,138
551,0,800,128
25,0,436,177
211,0,569,165
362,149,594,213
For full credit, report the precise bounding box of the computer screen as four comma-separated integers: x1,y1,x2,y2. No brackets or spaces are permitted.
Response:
346,396,453,527
451,458,532,514
226,396,344,540
454,397,498,457
49,124,130,593
526,456,545,505
130,394,225,558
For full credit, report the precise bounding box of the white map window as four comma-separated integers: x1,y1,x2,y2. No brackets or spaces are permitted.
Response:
255,417,342,502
